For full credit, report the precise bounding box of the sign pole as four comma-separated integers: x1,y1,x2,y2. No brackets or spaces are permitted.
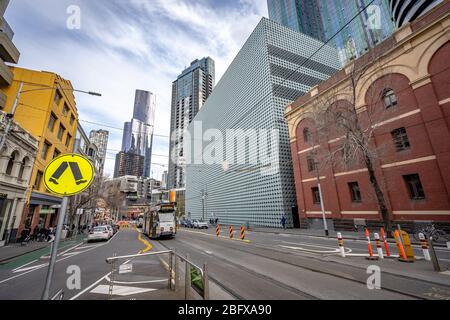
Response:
41,196,68,300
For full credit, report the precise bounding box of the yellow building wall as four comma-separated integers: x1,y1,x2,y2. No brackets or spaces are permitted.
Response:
1,67,79,197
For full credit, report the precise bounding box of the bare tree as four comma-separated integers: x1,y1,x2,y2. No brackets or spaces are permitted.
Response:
303,54,397,232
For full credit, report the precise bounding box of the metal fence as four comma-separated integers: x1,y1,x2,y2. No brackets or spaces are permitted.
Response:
106,250,209,300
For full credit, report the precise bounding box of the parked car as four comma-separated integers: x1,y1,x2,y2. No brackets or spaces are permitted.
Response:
87,226,110,243
192,220,199,228
196,221,209,229
185,220,194,228
105,225,114,238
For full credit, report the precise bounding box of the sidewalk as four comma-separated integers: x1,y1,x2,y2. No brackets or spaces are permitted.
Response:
250,227,450,247
0,234,86,264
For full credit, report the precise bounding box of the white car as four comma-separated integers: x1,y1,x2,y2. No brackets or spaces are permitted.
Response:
87,226,110,243
195,220,209,229
105,225,114,238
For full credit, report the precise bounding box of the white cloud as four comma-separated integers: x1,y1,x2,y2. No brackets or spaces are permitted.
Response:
6,0,267,180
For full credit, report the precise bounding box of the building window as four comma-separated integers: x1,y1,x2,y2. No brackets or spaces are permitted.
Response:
34,171,43,189
70,114,75,125
62,103,69,116
303,128,312,143
403,174,425,200
348,182,362,203
57,124,65,140
382,89,397,109
307,156,316,172
312,187,321,204
18,157,29,180
5,152,17,175
65,134,72,147
41,141,51,160
47,113,57,132
53,148,61,159
54,90,63,106
391,127,410,152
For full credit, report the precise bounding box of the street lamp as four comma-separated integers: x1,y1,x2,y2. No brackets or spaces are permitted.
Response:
0,83,102,151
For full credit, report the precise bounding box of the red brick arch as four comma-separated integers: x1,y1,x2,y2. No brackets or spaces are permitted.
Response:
428,40,450,103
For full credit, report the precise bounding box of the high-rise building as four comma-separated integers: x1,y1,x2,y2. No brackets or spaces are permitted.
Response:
114,151,144,178
89,129,109,175
267,0,395,65
168,57,215,189
161,171,168,190
185,18,340,228
388,0,444,28
121,90,156,178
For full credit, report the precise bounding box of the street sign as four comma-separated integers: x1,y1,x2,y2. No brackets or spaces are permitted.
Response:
44,154,94,196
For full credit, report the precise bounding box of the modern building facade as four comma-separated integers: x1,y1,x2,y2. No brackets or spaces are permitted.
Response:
185,18,340,228
267,0,395,66
114,151,144,178
1,67,79,236
89,129,109,176
121,90,155,178
389,0,444,28
168,57,215,189
0,0,19,109
0,110,38,245
161,170,168,190
285,1,450,231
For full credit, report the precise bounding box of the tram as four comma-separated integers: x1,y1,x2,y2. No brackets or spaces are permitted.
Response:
142,202,177,239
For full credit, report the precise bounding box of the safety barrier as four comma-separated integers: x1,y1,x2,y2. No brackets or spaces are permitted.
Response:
106,250,209,300
374,233,384,259
419,233,431,261
337,232,346,257
229,225,234,239
365,228,378,260
240,226,245,240
380,228,391,257
216,224,220,237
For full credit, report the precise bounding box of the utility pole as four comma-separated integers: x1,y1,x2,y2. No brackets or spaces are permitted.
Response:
315,160,329,237
201,190,205,221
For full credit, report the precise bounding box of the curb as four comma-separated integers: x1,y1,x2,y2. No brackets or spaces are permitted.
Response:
250,228,448,248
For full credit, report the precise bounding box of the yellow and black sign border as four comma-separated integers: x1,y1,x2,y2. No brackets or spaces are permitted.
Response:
44,153,95,197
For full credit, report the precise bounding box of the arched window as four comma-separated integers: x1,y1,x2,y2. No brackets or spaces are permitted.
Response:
303,128,312,143
5,151,18,176
18,157,29,180
382,89,398,109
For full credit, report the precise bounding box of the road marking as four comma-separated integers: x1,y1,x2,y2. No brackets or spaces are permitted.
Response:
13,262,48,273
70,272,111,300
137,232,153,253
104,275,167,285
278,240,341,251
90,284,157,296
11,259,38,272
279,245,346,254
205,251,213,255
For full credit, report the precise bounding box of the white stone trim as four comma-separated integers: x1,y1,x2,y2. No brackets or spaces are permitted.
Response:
302,176,326,183
341,211,379,215
306,211,332,215
334,168,368,177
372,109,421,128
439,97,450,105
393,211,450,215
381,155,436,169
298,145,320,155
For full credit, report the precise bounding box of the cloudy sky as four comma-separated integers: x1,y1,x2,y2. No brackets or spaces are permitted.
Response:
5,0,268,179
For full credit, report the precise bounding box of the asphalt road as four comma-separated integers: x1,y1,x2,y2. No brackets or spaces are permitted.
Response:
0,228,169,300
1,226,450,300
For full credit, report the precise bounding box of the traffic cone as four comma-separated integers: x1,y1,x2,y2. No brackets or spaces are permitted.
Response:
365,228,378,260
380,228,391,257
337,232,346,257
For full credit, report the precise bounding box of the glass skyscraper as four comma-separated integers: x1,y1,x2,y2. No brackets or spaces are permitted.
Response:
120,90,156,178
168,57,215,189
267,0,395,65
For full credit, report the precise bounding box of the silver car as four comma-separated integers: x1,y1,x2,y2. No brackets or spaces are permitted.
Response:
87,226,110,243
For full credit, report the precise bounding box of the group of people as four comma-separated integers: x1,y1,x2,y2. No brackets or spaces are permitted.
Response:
20,226,56,243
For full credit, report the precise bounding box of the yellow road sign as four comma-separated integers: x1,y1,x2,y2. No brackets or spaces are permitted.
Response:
44,154,94,196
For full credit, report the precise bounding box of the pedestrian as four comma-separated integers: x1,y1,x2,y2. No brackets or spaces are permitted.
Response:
281,215,287,230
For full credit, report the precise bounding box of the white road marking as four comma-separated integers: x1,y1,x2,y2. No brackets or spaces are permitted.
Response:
90,284,157,296
104,275,167,285
69,272,111,300
13,263,48,273
12,259,38,272
205,251,213,255
279,245,342,254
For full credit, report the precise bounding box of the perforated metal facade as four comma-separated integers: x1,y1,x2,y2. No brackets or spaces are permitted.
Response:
185,18,340,228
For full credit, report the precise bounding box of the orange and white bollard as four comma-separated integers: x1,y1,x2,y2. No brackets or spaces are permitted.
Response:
229,225,234,239
374,233,384,259
337,232,346,257
240,226,245,241
394,230,408,261
380,228,391,257
419,233,431,261
216,224,220,238
365,228,378,260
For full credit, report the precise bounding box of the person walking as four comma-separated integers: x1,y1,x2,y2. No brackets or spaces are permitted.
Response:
281,215,287,230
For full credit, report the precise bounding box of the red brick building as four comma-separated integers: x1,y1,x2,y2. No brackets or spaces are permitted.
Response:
284,2,450,231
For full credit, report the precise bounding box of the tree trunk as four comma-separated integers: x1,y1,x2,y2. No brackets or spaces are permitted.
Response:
364,153,391,232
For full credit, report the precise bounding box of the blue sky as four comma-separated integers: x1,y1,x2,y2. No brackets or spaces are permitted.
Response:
5,0,268,180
